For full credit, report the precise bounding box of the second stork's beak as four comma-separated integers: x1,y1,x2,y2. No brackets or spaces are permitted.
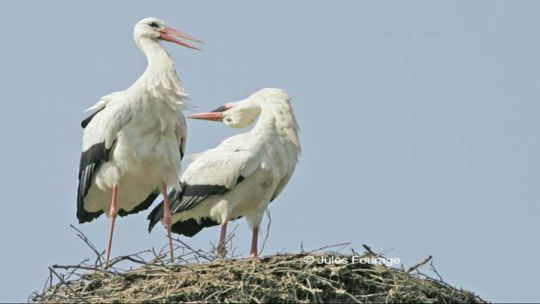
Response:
187,105,230,121
159,26,204,50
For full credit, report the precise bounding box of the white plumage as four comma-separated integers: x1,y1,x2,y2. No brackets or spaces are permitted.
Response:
77,17,202,265
148,88,301,258
80,90,186,215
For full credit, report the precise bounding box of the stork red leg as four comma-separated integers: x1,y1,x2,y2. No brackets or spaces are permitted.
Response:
218,220,228,257
105,185,118,268
161,184,174,262
250,226,259,258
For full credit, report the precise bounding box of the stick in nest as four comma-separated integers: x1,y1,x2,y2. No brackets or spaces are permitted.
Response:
70,224,104,267
406,255,432,273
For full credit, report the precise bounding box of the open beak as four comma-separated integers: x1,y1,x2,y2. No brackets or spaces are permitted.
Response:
159,26,204,50
187,105,229,121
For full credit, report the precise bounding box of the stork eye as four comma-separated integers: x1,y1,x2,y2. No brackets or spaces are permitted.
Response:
148,22,159,28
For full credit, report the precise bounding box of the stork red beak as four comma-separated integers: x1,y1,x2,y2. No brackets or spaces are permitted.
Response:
187,105,231,121
159,26,204,50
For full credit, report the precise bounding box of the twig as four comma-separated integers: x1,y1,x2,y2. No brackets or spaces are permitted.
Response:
52,264,114,274
70,225,103,267
65,259,90,283
362,244,380,257
407,255,432,273
174,237,212,262
308,242,351,253
48,267,86,302
259,209,272,256
107,254,150,269
224,223,239,259
429,260,446,283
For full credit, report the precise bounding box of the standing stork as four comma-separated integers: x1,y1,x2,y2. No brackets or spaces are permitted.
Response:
77,17,203,266
148,88,301,258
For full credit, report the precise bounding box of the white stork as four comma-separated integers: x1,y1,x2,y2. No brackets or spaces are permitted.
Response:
148,88,301,258
77,17,203,265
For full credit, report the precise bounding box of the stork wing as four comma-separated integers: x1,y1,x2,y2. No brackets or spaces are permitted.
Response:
176,113,187,160
270,172,294,203
147,136,261,232
77,100,133,223
81,109,103,128
81,92,123,128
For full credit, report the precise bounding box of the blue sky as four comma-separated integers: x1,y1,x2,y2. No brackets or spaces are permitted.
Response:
1,1,539,302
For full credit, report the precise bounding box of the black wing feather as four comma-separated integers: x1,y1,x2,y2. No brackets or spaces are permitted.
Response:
170,215,242,237
117,192,159,217
147,176,246,235
81,108,104,128
179,137,185,159
78,141,160,222
77,142,109,223
173,184,229,213
171,217,220,237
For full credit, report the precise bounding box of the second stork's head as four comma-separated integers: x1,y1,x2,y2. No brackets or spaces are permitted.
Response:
188,88,291,128
133,17,203,50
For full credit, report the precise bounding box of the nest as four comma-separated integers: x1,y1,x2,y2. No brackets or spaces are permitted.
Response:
31,227,486,303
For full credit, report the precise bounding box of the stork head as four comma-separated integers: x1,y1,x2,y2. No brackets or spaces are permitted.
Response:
133,17,203,50
188,101,260,128
188,88,290,128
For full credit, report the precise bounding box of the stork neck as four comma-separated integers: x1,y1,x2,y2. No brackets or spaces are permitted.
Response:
252,101,300,151
253,104,276,131
131,37,188,109
137,38,176,77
